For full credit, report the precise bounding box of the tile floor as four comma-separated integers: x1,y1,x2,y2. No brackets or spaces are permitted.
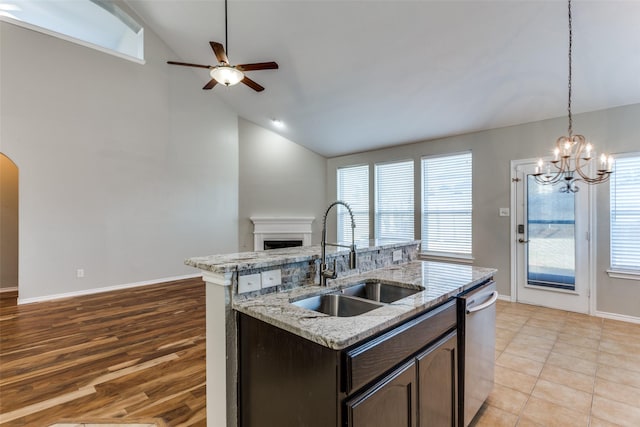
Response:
470,300,640,427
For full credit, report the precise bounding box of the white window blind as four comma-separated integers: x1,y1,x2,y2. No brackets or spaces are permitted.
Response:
337,165,369,244
422,152,472,256
610,154,640,272
375,160,414,240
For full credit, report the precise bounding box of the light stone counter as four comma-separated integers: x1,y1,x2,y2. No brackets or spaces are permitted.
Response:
185,238,419,274
233,260,497,350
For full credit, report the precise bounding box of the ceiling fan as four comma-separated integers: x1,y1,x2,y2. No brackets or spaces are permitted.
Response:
167,0,278,92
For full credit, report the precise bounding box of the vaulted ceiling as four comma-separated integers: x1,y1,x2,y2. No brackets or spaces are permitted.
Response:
125,0,640,157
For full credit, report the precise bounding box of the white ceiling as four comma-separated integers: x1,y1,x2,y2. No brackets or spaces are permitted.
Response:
125,0,640,157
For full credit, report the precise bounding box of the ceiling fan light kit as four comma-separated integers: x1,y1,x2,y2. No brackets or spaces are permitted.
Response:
210,65,244,86
166,0,278,92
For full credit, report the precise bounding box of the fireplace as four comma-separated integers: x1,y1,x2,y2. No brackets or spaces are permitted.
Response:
250,217,314,251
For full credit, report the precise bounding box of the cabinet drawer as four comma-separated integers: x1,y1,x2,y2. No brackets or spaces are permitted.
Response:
344,300,456,394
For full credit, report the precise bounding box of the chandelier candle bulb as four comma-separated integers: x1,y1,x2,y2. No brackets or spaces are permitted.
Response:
585,143,593,159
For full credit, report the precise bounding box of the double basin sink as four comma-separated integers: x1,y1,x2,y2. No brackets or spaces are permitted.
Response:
291,280,423,317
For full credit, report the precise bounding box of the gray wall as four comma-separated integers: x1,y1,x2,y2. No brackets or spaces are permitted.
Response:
327,104,640,318
0,154,19,289
238,118,326,252
0,18,239,301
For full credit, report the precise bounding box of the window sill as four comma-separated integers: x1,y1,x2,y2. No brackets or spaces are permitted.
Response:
418,252,474,265
606,269,640,281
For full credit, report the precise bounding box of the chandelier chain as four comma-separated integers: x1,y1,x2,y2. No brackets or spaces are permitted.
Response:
225,0,229,57
567,0,573,136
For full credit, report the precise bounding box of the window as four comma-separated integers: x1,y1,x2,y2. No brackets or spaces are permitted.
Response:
610,153,640,276
1,0,144,62
337,165,369,244
375,160,414,240
422,152,472,257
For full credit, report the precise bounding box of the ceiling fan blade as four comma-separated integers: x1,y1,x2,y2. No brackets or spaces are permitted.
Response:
241,76,265,92
167,61,212,69
236,62,279,72
210,41,229,64
203,79,218,90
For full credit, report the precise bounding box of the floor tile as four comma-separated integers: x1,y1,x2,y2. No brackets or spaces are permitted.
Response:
485,383,529,415
494,365,538,394
530,378,593,414
496,352,544,378
598,351,640,374
591,394,640,427
538,364,594,394
556,331,599,350
546,351,597,376
552,340,598,362
596,364,640,390
520,396,589,427
594,377,640,408
469,403,519,427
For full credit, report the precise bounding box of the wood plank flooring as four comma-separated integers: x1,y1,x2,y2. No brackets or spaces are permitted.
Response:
0,279,206,427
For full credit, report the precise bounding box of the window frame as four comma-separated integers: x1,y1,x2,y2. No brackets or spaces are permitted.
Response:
336,164,370,245
421,151,473,262
374,159,415,241
607,151,640,281
0,1,145,64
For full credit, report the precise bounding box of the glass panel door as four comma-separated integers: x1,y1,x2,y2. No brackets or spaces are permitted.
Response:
526,176,576,290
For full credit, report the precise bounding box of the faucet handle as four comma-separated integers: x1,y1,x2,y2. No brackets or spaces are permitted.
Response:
331,259,338,279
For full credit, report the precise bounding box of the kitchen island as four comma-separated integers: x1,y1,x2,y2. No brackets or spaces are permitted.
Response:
186,241,496,427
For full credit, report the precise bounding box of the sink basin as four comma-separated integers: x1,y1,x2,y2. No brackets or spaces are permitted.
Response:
291,294,383,317
341,281,422,303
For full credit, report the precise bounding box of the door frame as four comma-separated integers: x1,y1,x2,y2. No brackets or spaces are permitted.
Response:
509,158,597,314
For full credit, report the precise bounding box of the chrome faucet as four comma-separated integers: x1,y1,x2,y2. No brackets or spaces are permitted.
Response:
320,200,357,286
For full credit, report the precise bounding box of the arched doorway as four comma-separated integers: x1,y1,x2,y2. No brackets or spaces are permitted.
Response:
1,153,18,303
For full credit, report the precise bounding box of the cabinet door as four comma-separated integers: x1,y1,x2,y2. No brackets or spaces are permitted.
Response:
416,331,457,427
346,360,417,427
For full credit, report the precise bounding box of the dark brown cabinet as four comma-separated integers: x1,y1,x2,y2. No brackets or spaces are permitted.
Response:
417,331,457,427
346,360,417,427
238,299,457,427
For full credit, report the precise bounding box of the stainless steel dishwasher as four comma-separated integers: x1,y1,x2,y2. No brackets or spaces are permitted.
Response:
457,280,498,427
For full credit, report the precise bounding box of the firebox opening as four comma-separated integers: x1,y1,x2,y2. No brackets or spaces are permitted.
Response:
264,240,303,251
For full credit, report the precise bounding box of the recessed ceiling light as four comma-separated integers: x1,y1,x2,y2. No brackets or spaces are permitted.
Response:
271,119,285,129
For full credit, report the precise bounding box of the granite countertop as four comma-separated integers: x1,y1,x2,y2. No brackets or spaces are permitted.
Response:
185,239,420,274
233,260,497,350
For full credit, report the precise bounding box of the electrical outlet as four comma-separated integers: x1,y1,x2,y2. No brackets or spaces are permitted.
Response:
76,269,85,278
499,208,510,217
392,250,402,262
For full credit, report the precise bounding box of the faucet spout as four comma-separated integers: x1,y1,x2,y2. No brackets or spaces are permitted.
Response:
320,200,357,286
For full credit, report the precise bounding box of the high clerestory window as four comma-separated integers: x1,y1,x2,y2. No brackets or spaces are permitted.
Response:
0,0,144,62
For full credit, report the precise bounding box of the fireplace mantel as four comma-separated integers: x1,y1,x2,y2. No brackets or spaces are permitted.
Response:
250,217,315,251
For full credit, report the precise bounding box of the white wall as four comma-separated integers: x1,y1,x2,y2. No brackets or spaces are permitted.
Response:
238,118,326,252
328,104,640,318
0,18,239,302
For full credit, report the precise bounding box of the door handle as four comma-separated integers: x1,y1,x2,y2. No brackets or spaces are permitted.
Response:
518,238,530,244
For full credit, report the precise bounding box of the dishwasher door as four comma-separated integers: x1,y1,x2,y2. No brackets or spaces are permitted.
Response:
459,280,498,427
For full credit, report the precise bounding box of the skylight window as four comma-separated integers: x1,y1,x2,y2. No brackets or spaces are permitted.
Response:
0,0,144,62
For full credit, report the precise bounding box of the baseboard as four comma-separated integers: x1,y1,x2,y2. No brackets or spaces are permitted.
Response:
594,310,640,325
497,294,514,302
17,273,202,305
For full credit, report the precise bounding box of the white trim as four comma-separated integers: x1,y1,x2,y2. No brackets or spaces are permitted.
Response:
595,310,640,325
606,269,640,281
202,271,234,287
17,273,200,305
251,217,315,251
0,16,145,64
497,294,514,302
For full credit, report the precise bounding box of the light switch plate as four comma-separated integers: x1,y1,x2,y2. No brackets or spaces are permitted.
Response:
261,269,282,288
392,250,402,262
499,208,510,217
238,273,261,293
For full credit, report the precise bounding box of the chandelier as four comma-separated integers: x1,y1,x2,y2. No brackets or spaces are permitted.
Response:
533,0,613,193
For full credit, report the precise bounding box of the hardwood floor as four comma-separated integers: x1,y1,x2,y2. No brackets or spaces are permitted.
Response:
0,279,206,427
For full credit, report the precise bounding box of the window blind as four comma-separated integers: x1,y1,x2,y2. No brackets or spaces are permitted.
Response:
610,154,640,272
375,160,414,240
422,152,472,255
337,165,369,244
